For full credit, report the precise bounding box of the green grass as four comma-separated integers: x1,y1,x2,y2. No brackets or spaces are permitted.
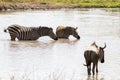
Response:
0,0,120,7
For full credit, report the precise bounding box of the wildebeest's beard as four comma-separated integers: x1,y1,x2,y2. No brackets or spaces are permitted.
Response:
100,43,106,63
101,56,104,63
99,50,104,63
99,47,105,63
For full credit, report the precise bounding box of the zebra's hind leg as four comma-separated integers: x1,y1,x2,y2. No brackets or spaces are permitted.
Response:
10,35,16,41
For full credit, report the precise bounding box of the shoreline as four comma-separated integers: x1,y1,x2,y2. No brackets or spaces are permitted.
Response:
0,2,120,11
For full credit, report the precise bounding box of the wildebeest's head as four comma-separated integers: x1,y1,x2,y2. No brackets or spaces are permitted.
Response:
98,43,106,63
68,27,80,39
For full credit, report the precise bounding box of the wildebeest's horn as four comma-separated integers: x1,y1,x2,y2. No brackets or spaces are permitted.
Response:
91,41,95,45
103,43,106,49
93,41,96,45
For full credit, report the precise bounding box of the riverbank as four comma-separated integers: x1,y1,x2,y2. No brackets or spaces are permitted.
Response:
0,2,71,11
0,0,120,11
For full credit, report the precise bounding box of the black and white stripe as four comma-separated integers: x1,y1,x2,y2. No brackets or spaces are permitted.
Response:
4,24,58,40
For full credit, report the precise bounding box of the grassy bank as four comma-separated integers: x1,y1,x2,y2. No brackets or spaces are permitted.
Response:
0,0,120,8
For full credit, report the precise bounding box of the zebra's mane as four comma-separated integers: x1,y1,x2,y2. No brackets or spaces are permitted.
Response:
36,26,53,36
57,26,74,31
65,26,73,29
38,26,52,30
56,26,64,31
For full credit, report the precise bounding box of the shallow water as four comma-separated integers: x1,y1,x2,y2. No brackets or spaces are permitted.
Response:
0,8,120,80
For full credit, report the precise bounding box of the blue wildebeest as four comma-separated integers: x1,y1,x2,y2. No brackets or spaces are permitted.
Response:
84,42,106,75
4,24,58,41
56,26,80,39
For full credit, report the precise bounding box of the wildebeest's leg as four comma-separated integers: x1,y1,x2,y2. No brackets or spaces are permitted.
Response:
92,63,96,75
96,62,98,74
87,62,91,75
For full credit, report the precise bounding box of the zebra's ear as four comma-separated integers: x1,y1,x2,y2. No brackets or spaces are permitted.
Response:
75,27,78,30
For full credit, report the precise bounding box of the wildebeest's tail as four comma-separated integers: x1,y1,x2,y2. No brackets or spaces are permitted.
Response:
83,61,91,66
83,64,87,66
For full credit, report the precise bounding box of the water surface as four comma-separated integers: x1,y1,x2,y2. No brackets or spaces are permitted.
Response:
0,8,120,80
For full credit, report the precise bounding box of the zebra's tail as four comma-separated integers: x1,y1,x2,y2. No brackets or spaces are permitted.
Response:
4,29,8,33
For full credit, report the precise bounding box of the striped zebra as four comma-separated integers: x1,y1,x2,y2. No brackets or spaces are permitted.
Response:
4,24,58,41
84,42,106,75
56,26,80,39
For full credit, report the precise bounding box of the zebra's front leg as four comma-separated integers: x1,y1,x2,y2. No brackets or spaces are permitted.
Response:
10,35,16,41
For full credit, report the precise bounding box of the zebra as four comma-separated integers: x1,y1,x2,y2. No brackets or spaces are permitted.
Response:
84,42,106,75
56,26,80,39
4,24,58,41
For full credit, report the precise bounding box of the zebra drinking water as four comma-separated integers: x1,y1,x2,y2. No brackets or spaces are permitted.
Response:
4,24,58,41
56,26,80,39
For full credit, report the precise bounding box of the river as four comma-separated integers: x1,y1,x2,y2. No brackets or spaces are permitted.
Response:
0,8,120,80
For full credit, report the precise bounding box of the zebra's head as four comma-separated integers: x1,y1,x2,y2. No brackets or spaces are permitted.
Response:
68,27,80,39
38,27,58,40
98,43,106,63
48,28,58,40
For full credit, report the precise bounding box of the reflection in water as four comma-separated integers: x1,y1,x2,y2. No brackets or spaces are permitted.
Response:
87,75,104,80
9,41,55,48
8,40,56,52
0,10,16,14
56,39,79,44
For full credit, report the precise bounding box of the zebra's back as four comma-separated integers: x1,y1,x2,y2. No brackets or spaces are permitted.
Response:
6,25,39,40
5,24,58,40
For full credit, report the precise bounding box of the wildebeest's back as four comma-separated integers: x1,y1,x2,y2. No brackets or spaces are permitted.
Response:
84,50,98,64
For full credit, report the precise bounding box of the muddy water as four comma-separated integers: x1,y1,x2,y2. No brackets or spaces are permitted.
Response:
0,8,120,80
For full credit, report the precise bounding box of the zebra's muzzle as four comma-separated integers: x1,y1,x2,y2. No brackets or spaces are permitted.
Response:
77,36,80,39
54,37,58,40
